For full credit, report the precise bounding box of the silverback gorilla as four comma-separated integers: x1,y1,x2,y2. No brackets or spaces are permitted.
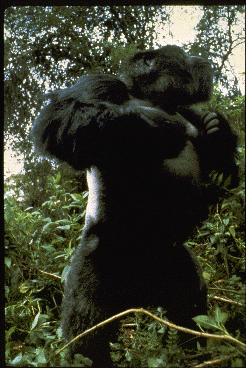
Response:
31,45,238,366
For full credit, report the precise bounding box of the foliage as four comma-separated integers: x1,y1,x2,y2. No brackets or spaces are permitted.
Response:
4,6,168,154
5,173,88,367
5,150,245,366
4,6,244,155
188,5,245,96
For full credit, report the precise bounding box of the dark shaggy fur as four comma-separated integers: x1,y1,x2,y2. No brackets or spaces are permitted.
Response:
32,45,238,366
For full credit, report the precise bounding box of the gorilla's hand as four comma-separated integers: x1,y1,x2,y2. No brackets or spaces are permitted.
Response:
203,112,220,135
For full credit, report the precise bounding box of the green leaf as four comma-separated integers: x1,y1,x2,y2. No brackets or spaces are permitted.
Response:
31,311,40,330
61,265,70,282
193,315,218,330
70,193,85,201
55,172,61,183
57,225,70,230
5,257,12,268
214,305,228,325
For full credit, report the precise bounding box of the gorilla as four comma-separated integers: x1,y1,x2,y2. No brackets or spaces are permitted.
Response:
120,45,238,186
31,45,238,366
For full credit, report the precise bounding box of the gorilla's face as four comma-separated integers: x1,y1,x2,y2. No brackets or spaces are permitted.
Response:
123,45,213,109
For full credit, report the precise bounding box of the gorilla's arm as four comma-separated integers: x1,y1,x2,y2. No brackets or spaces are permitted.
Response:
31,88,192,171
178,106,239,187
31,98,119,170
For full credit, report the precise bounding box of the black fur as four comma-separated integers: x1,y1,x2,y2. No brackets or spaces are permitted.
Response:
32,45,238,366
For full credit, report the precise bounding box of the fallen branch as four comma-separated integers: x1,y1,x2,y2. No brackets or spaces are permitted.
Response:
51,308,246,360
